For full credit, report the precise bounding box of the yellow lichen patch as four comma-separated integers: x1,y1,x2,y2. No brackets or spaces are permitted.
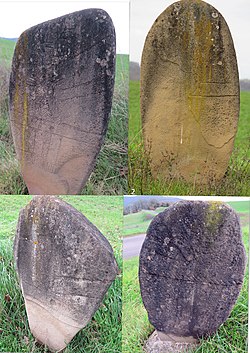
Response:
13,76,20,123
187,11,213,123
21,89,28,167
32,213,40,224
21,32,29,168
205,201,223,236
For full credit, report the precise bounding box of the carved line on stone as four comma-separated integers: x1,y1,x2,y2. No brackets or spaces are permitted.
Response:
59,94,101,102
10,119,103,138
189,94,237,98
141,115,235,151
72,36,114,58
158,57,188,74
55,275,111,284
49,291,101,300
188,107,236,149
60,79,94,91
199,82,231,85
145,271,244,287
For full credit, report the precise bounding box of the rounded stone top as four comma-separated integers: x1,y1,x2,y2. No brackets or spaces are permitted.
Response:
140,0,239,183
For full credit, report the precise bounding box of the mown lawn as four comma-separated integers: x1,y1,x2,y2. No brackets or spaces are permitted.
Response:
0,196,122,353
129,80,250,196
123,221,249,353
0,37,128,195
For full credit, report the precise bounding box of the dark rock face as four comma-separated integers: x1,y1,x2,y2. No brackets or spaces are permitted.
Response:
14,196,118,351
139,201,246,338
9,9,116,194
141,0,239,184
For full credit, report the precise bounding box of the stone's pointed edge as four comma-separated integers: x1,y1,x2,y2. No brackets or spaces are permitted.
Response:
9,8,116,195
145,331,199,353
14,195,119,352
25,297,82,352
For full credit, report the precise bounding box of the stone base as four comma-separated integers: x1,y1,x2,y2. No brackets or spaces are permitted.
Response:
145,331,199,353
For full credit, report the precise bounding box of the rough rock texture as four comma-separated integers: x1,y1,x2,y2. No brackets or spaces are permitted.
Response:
145,331,198,353
141,0,239,183
139,201,246,338
14,196,118,352
9,9,116,194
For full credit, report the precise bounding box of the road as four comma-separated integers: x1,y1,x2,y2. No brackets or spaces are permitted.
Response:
123,233,146,259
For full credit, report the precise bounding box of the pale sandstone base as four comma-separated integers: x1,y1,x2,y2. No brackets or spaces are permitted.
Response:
25,297,83,352
145,331,199,353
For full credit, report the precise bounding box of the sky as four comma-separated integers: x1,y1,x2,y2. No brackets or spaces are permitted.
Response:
0,0,249,77
131,0,250,79
0,0,129,54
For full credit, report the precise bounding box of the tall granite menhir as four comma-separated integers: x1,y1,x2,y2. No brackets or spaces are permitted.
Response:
14,196,118,352
139,201,246,351
141,0,239,184
9,9,116,194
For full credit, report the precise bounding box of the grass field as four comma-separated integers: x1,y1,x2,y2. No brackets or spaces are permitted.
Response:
0,37,128,195
227,200,250,214
124,206,167,236
0,38,15,65
0,196,122,352
122,225,249,353
129,80,250,196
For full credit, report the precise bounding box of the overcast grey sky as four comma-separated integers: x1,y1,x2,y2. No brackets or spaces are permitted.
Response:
131,0,250,79
0,0,129,54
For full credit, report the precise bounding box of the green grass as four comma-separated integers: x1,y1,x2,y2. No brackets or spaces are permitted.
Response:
129,81,141,146
129,81,250,196
228,201,250,214
0,36,128,195
122,257,153,353
0,38,15,66
123,229,248,353
0,196,122,352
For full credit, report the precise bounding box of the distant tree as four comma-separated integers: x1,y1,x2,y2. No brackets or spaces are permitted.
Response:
129,61,140,81
240,79,250,91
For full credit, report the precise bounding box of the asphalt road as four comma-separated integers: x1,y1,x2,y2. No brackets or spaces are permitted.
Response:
123,233,146,259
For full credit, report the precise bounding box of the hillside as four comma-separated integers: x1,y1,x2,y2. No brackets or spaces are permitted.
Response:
0,38,16,66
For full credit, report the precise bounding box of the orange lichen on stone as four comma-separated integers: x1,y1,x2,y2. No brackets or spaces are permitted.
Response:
21,89,28,167
21,33,29,168
188,13,213,121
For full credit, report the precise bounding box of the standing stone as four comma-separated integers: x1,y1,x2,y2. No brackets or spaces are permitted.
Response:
141,0,239,183
14,196,118,352
9,9,116,194
139,201,246,348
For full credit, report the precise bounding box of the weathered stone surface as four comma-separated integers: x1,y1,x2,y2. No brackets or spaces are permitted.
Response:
9,9,116,194
139,201,246,338
141,0,239,183
145,331,198,353
14,196,118,352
